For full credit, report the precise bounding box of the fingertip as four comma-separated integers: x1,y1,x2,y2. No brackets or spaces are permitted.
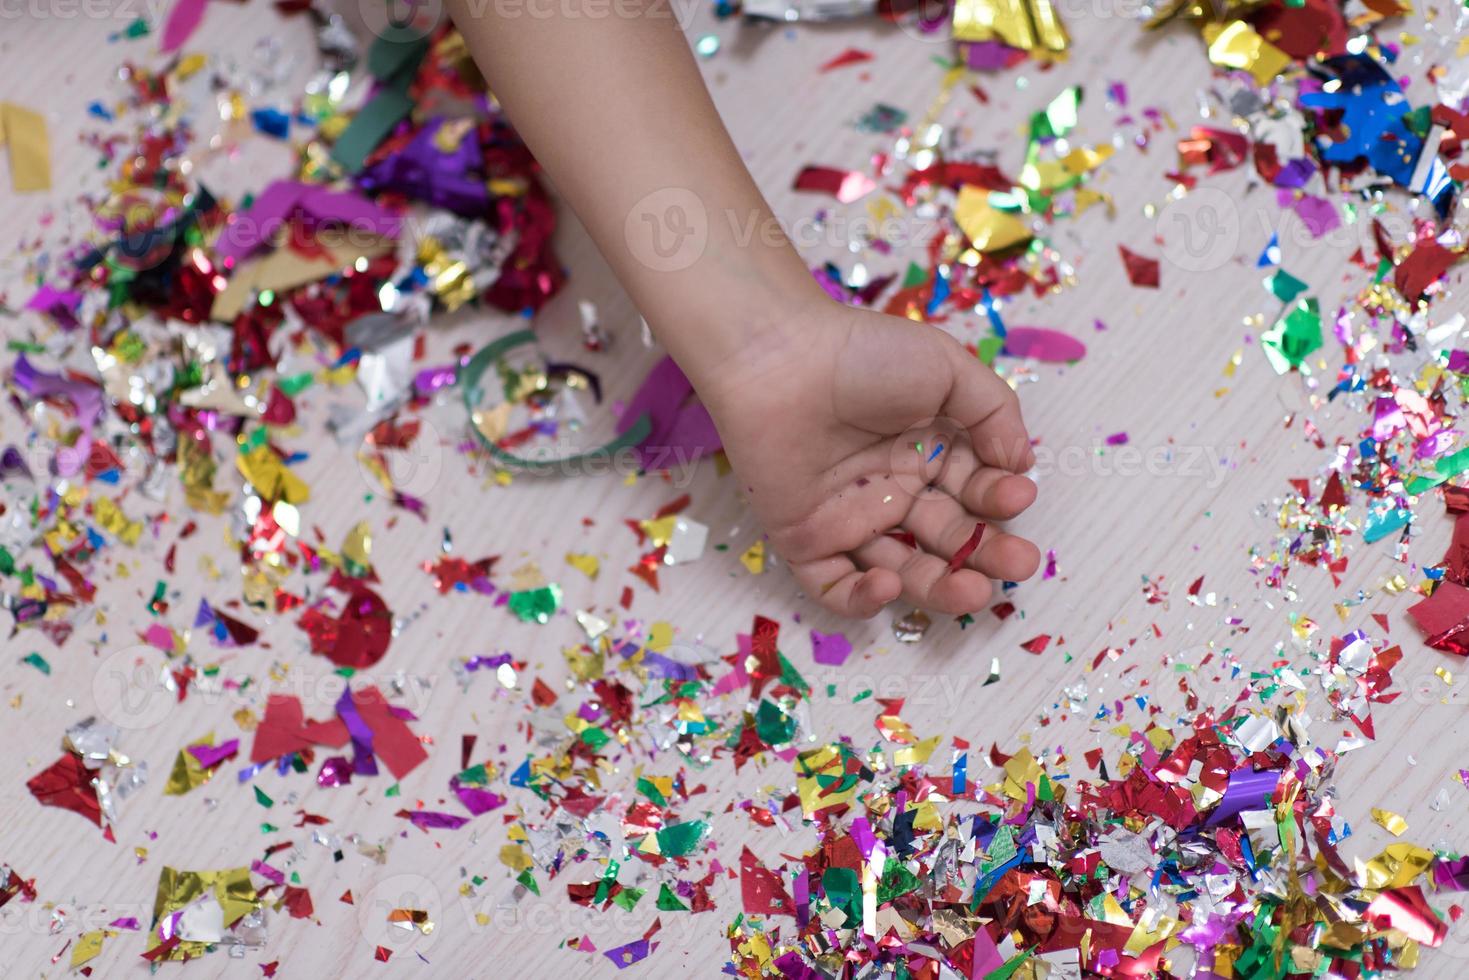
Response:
855,568,901,616
996,537,1042,581
992,473,1038,517
931,569,992,615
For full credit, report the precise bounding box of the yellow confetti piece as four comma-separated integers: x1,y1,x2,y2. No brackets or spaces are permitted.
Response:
1202,20,1292,86
1371,807,1408,836
70,930,106,968
145,867,259,961
236,444,310,504
565,552,600,580
1359,843,1433,889
94,496,143,546
894,735,939,767
0,102,51,192
952,0,1068,53
499,844,532,871
646,621,673,652
954,186,1032,252
740,540,766,574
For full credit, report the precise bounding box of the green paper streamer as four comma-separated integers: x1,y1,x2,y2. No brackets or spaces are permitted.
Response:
460,330,653,472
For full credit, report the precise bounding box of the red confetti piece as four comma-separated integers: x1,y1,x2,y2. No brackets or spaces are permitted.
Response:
818,48,873,72
947,522,986,573
792,166,876,204
1118,245,1160,288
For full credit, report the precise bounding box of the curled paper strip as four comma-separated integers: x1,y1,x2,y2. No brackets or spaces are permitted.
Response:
461,329,653,472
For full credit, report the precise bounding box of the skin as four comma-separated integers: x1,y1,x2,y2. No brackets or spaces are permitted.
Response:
447,0,1041,617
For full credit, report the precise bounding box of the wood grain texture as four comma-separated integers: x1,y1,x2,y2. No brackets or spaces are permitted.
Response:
1,1,1465,977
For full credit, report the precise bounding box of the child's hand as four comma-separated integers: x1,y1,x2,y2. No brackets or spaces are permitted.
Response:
701,299,1041,619
448,0,1039,620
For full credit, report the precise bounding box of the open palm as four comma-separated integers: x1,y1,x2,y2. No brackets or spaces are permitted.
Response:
701,302,1041,618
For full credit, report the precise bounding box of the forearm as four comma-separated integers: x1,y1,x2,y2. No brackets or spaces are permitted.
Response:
447,0,822,386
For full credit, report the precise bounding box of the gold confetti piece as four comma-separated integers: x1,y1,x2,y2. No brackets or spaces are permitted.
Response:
94,496,143,546
499,843,532,871
1202,20,1291,86
1436,667,1453,685
893,735,940,767
646,621,673,652
954,186,1032,253
145,866,259,961
1371,807,1408,836
71,930,106,968
1359,843,1433,889
877,713,917,745
341,521,372,574
165,733,220,796
236,444,310,504
565,552,600,579
952,0,1068,54
0,102,51,192
740,540,766,575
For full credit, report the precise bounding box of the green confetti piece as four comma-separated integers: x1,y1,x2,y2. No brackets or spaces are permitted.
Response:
821,867,860,927
976,336,1004,365
515,869,539,895
458,764,491,786
254,786,274,808
901,262,927,289
1264,268,1308,304
277,371,315,396
984,951,1034,980
1261,297,1322,374
754,699,797,746
330,88,415,173
776,653,810,697
611,886,645,911
1030,85,1081,142
22,652,50,675
260,823,278,833
655,820,709,858
385,783,400,797
580,726,611,750
655,882,688,911
636,777,668,807
508,584,562,624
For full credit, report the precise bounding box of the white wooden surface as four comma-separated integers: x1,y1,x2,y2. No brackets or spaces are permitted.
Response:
1,1,1467,977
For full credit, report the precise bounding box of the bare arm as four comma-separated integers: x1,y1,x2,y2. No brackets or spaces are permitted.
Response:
447,0,819,388
447,1,1041,618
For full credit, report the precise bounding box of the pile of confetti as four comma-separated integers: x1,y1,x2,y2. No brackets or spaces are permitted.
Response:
4,0,1469,975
